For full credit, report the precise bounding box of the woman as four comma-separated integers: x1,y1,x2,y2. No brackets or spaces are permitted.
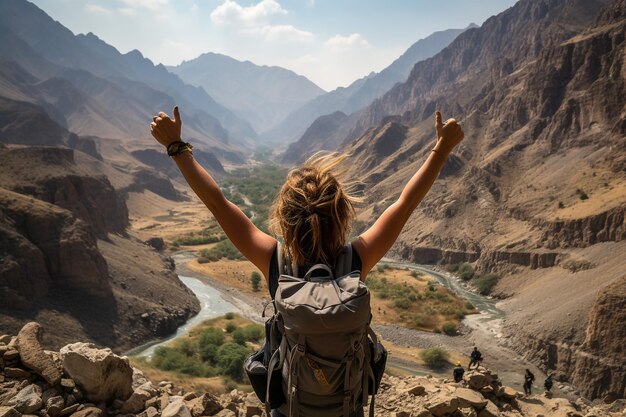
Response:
150,106,464,415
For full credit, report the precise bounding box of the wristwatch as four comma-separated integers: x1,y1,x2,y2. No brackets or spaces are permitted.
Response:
167,141,193,157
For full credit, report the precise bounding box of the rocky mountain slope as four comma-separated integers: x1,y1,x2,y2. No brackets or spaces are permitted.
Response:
272,26,473,151
1,322,624,417
0,0,256,159
311,0,626,400
170,53,325,134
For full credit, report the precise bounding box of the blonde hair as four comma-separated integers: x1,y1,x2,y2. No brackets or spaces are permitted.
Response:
269,152,360,267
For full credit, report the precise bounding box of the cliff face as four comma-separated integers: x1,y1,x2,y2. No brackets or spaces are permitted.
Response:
0,144,199,351
336,0,626,400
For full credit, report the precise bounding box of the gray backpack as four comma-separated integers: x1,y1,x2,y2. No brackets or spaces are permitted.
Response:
265,243,381,417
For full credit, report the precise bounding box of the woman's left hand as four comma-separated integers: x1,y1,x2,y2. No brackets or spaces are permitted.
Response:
150,106,182,147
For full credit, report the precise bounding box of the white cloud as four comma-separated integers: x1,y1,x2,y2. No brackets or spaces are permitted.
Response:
260,25,314,42
84,4,112,14
326,33,369,49
210,0,287,26
117,7,135,16
190,3,199,13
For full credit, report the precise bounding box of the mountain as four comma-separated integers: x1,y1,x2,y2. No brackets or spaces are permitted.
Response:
332,0,624,399
170,53,326,134
0,0,258,157
272,25,474,154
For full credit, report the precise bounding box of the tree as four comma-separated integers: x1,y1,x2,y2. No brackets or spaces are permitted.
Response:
251,271,262,292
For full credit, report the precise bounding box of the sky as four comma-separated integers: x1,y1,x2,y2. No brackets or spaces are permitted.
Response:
29,0,518,91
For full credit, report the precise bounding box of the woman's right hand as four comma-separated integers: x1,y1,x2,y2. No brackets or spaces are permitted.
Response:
150,106,182,148
434,111,464,153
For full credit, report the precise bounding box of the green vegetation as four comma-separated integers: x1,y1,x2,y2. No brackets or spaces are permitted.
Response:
198,240,244,263
148,313,263,384
171,224,224,247
447,263,475,280
251,271,262,292
558,201,565,209
367,268,476,332
442,322,458,335
420,348,450,367
224,312,235,320
474,273,500,295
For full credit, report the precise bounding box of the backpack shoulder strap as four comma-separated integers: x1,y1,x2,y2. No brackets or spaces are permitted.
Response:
270,242,282,299
334,243,354,277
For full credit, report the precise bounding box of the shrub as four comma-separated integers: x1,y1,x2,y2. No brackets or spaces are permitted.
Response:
251,272,262,292
475,273,499,295
442,322,458,335
446,264,460,273
580,192,589,200
225,323,238,333
394,297,411,310
465,301,475,310
558,201,565,209
410,270,422,278
197,240,243,262
457,263,475,280
224,312,235,320
420,348,450,367
242,324,264,342
216,343,250,381
232,330,247,346
198,328,225,361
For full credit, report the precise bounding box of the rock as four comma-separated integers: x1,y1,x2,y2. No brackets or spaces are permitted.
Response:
455,388,488,409
119,388,151,414
137,407,159,417
467,373,491,390
405,384,427,396
0,335,12,345
182,393,196,401
414,408,434,417
186,394,222,417
159,394,170,411
145,397,159,411
69,407,102,417
243,393,261,417
460,408,477,417
214,411,236,417
477,400,499,417
59,404,80,417
0,388,20,406
145,237,165,251
16,323,62,386
61,379,76,391
0,407,21,417
4,369,30,380
161,400,191,417
498,386,517,399
391,412,411,417
427,396,459,417
7,385,42,414
59,343,133,403
2,350,19,363
46,396,65,417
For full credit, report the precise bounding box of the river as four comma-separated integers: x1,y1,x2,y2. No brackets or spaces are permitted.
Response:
126,276,240,358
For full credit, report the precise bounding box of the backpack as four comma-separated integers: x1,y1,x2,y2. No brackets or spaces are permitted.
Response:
244,243,387,417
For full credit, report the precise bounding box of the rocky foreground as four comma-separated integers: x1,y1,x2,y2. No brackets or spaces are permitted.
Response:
1,323,624,417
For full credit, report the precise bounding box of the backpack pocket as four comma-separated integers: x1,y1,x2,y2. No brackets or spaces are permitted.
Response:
244,347,285,408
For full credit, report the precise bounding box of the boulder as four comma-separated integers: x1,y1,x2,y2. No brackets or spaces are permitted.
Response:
243,393,261,417
477,400,499,417
414,408,434,417
59,404,80,416
4,369,30,380
16,323,62,386
69,407,102,417
467,373,491,390
186,394,222,417
138,406,159,417
498,386,517,399
46,396,65,417
119,388,152,414
405,384,427,396
7,385,42,414
427,396,459,417
59,343,133,403
0,335,12,345
161,400,191,417
455,388,488,409
0,407,21,417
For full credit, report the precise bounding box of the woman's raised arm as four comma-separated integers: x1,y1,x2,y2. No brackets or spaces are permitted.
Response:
150,107,276,279
352,111,464,279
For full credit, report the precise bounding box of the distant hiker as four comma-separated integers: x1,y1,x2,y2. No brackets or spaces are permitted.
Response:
544,374,553,392
523,369,535,395
453,362,465,383
468,347,482,370
150,108,464,417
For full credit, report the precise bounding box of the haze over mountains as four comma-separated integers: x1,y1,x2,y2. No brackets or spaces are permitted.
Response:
0,0,624,403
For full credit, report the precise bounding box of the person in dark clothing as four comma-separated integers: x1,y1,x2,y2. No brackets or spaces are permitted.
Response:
468,347,482,370
544,374,553,392
523,369,535,395
453,362,465,383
